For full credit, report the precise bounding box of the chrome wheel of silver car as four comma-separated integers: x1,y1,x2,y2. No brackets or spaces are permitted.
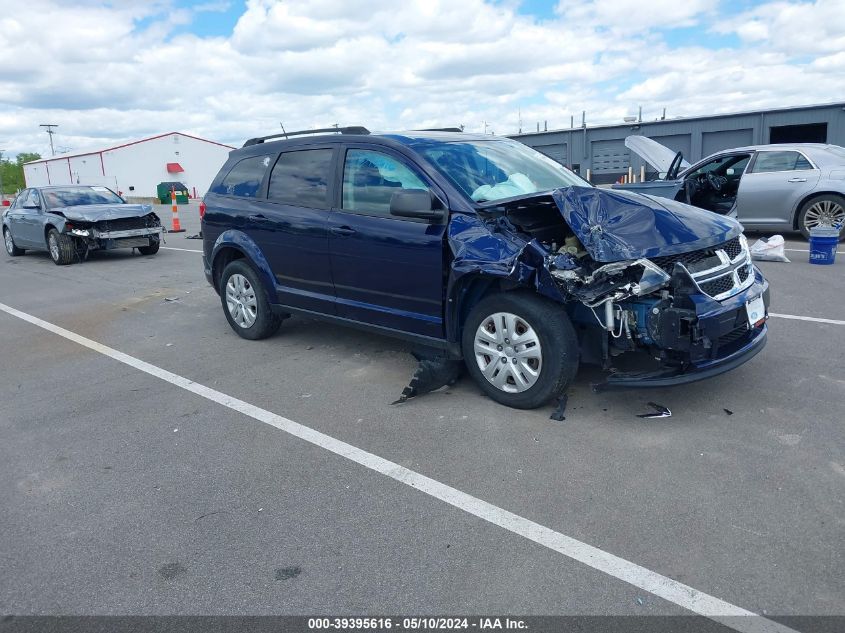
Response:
473,311,543,393
48,233,60,261
4,229,14,255
804,199,845,230
225,273,258,329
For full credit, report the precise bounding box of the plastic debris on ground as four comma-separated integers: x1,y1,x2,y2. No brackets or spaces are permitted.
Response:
724,408,734,416
636,402,672,418
391,349,463,405
750,235,790,262
185,233,202,240
549,394,568,421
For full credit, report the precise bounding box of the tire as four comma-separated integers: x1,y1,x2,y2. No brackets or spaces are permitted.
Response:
461,292,579,409
797,194,845,241
47,228,79,265
219,259,282,340
138,239,160,255
4,227,25,256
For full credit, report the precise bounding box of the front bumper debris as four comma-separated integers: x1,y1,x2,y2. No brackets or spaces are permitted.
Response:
593,323,767,390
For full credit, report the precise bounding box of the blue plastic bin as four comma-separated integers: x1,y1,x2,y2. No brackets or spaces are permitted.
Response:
808,226,839,265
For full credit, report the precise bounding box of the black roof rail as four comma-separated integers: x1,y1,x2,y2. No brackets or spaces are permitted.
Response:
413,127,463,132
243,126,370,147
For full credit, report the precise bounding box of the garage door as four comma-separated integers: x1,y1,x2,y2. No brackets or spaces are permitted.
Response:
535,143,567,166
591,140,629,173
702,129,753,158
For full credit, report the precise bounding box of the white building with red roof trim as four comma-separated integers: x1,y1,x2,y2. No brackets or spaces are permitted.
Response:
23,132,235,199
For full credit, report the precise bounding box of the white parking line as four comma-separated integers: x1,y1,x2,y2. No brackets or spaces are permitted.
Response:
784,248,845,255
770,313,845,326
161,246,203,253
0,301,798,633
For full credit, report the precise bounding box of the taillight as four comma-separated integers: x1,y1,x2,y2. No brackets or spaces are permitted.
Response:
199,201,206,219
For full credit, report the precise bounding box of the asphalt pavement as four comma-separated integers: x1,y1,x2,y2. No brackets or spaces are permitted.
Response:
1,204,843,624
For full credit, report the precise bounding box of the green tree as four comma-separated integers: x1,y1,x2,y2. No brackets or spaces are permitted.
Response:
16,152,41,165
0,152,41,195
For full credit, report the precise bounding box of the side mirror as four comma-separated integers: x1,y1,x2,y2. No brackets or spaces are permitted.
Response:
389,190,445,222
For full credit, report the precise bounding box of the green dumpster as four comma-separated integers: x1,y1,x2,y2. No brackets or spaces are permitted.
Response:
157,181,190,204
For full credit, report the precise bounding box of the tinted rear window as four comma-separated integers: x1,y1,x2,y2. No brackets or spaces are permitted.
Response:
267,149,334,209
752,151,812,173
212,155,271,197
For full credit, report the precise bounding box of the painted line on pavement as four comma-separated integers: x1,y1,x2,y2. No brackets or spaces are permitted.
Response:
0,301,799,633
161,246,203,253
783,248,845,255
769,313,845,326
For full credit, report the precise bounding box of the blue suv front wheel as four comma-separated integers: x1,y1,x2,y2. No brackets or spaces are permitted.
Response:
462,292,579,409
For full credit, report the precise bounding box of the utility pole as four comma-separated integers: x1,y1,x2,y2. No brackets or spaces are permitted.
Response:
0,148,4,198
40,124,58,156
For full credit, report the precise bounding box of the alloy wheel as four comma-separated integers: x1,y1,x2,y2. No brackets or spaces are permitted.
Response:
48,233,59,261
4,230,13,255
473,311,543,393
804,199,845,231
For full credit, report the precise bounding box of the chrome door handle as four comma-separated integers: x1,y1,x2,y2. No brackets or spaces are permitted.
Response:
330,226,356,236
247,214,271,222
787,178,807,183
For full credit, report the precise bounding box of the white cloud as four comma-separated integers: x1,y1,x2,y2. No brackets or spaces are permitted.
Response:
0,0,841,160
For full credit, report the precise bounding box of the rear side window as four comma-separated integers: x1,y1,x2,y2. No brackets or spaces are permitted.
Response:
267,149,334,209
752,151,813,173
212,155,271,197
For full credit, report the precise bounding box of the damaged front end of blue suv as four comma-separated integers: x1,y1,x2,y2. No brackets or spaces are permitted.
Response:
454,183,769,391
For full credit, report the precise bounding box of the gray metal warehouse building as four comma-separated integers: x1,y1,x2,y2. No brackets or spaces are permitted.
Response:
512,102,845,184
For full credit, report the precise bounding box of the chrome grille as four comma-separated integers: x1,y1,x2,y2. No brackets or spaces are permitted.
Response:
660,235,754,301
651,236,742,274
699,275,735,297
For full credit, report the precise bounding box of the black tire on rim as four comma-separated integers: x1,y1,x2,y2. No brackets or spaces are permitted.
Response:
4,228,25,256
461,291,579,410
47,228,79,265
138,238,160,255
797,194,845,241
219,259,282,340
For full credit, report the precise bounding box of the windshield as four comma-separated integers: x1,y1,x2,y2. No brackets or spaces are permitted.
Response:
42,186,124,208
419,139,588,203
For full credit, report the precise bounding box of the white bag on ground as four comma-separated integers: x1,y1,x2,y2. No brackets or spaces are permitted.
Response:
750,235,790,262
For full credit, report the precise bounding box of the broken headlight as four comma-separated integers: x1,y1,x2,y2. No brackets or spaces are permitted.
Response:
633,259,671,296
551,257,671,299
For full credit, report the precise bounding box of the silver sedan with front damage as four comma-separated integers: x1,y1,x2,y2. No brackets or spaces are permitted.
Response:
3,185,162,265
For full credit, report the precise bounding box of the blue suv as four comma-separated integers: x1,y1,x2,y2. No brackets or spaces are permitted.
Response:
202,127,769,409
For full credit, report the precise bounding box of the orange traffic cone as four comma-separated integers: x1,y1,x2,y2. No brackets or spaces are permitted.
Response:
168,186,185,233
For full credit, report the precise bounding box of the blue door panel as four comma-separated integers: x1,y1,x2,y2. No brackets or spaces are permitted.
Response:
329,212,445,337
257,199,335,313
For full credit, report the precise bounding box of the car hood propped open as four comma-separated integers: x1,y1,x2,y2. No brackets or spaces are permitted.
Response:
547,186,742,262
56,204,154,222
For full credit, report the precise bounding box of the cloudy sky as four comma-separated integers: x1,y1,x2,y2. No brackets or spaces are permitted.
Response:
1,0,843,158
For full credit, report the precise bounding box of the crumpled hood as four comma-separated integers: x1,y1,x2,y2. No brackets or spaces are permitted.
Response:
56,204,154,222
551,186,742,262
